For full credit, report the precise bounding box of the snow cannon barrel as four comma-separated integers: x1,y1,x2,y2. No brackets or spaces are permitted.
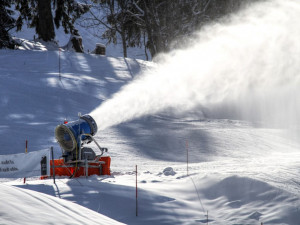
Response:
55,115,98,152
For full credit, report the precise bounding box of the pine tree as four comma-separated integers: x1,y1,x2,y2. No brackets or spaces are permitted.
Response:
0,0,17,49
15,0,89,42
54,0,90,34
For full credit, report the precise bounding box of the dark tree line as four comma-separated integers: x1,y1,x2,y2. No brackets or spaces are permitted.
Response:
80,0,258,59
1,0,258,57
15,0,89,41
0,0,89,49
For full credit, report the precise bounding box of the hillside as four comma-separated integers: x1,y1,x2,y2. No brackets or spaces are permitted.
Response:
1,43,300,225
0,48,150,155
1,0,300,224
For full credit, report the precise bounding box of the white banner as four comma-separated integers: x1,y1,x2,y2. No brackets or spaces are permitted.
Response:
0,149,50,178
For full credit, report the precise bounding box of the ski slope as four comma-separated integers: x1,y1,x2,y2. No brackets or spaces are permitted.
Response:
1,43,300,225
1,0,300,224
0,183,124,225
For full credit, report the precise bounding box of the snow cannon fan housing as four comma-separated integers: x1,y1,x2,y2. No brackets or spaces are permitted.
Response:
55,115,98,153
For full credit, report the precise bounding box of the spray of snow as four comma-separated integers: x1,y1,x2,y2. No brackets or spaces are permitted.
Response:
91,0,300,130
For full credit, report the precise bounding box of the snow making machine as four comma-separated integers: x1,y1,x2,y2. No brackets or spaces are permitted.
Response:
51,114,110,178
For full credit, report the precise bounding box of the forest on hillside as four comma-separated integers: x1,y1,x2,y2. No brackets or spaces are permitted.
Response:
1,0,259,59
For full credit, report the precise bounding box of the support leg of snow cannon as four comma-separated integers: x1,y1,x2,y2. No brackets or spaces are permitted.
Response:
51,147,56,184
79,133,107,158
98,156,111,175
85,158,88,178
50,156,111,177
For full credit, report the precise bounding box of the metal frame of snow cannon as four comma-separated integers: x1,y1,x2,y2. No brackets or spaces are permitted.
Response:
68,133,108,177
54,114,109,177
77,133,108,162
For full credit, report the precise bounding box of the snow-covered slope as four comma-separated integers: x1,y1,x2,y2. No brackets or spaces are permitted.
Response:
1,45,300,225
1,0,300,224
0,183,124,225
0,49,150,155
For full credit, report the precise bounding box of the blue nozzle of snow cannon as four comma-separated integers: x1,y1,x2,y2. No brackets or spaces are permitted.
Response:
55,114,98,152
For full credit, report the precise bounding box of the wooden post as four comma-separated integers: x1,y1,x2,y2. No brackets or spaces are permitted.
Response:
85,158,88,179
51,147,56,184
136,165,138,217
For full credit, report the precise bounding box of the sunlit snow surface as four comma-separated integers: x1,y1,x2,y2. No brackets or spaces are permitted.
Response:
1,0,300,224
1,49,300,225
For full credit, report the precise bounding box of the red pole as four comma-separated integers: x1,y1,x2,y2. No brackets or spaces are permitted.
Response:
136,165,138,217
25,140,28,153
24,140,28,184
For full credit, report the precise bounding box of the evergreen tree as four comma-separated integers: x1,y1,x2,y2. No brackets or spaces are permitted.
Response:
0,0,17,49
15,0,89,42
54,0,90,34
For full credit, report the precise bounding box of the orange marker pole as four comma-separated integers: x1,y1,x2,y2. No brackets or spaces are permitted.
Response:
24,140,28,184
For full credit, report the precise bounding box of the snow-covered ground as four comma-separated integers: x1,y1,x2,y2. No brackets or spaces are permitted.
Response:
1,47,300,225
1,0,300,224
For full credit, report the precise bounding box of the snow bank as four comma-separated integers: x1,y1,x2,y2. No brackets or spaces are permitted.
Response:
13,37,59,51
0,183,123,225
2,173,300,225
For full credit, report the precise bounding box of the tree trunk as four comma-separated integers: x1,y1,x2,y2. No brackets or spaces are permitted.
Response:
143,1,156,58
121,29,127,58
37,0,55,41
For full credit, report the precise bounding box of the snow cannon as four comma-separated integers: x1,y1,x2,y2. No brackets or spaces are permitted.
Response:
54,115,110,178
55,114,98,153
